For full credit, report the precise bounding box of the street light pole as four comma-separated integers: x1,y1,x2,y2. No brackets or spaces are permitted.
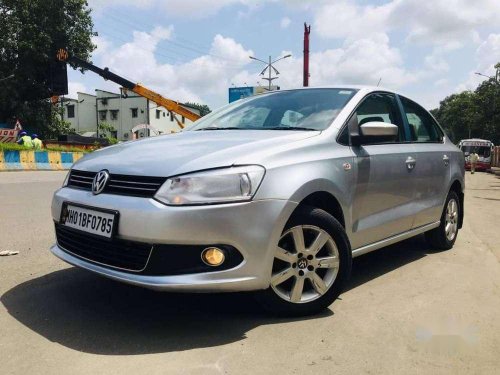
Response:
249,54,292,91
475,71,499,83
268,55,272,91
475,65,500,140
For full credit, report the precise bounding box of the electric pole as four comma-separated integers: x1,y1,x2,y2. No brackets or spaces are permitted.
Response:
303,23,311,87
249,54,292,91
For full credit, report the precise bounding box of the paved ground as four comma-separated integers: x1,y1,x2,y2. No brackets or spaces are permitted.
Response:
1,171,499,375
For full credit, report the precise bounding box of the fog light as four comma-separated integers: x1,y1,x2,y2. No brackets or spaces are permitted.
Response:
201,247,225,266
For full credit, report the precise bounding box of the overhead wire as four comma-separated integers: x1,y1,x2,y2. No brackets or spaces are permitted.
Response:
102,11,247,66
100,12,250,68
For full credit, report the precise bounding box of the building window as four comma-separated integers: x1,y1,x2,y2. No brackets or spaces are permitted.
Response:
131,108,138,118
156,109,161,119
67,105,75,118
98,110,107,121
182,116,185,124
163,112,165,117
110,110,119,120
170,111,174,122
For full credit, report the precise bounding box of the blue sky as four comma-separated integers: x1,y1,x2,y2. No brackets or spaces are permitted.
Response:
68,0,500,110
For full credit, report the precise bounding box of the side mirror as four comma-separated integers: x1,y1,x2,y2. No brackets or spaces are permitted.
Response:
359,121,399,138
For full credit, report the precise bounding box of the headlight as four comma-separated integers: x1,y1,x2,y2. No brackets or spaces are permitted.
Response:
154,165,265,205
62,171,71,187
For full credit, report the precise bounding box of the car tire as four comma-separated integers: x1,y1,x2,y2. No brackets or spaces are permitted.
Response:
255,205,352,317
425,190,460,250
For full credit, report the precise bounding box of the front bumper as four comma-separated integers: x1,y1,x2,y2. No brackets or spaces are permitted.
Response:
51,187,296,292
465,161,490,170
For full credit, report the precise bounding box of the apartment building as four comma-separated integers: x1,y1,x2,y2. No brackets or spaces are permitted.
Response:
60,89,200,140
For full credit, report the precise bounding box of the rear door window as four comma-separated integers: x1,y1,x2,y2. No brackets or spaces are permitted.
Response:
400,96,443,143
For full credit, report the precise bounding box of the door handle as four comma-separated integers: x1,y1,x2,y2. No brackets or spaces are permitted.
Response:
406,156,416,170
443,155,450,166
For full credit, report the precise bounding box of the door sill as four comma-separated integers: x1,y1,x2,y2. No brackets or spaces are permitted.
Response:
351,221,440,258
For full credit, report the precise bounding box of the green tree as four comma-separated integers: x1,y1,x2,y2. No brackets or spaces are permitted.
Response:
184,102,212,117
474,75,500,142
431,62,500,144
431,91,479,142
0,0,96,133
45,105,74,139
97,122,118,144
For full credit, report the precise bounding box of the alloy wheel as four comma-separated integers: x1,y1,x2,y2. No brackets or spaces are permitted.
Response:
271,225,340,304
445,198,458,242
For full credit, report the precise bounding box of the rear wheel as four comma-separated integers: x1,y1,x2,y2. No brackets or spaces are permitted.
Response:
425,190,460,250
255,206,351,316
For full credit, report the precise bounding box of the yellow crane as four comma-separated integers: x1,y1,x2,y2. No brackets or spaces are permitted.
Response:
57,49,201,128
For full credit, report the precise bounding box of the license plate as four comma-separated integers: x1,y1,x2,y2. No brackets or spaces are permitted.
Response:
60,203,118,239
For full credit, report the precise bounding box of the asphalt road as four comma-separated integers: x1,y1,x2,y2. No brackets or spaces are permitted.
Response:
1,171,500,375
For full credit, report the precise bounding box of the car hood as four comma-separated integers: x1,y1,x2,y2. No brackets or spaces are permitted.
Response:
73,130,319,177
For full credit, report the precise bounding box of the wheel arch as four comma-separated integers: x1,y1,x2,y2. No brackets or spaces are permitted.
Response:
291,191,346,229
449,179,464,229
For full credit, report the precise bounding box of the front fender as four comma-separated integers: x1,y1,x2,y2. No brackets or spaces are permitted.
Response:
254,160,354,234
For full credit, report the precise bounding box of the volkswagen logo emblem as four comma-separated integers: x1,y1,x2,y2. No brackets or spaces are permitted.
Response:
92,170,110,195
297,258,308,269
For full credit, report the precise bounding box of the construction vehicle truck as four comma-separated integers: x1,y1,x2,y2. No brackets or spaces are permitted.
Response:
56,49,201,129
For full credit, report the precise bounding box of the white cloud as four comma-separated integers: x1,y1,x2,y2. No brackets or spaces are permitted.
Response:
393,0,500,48
76,1,499,111
314,1,392,40
313,0,500,49
475,34,500,77
280,17,291,29
424,52,449,74
101,26,174,81
311,33,416,88
97,27,254,107
434,79,448,87
458,33,500,91
68,82,87,99
88,26,421,108
91,35,111,57
263,34,416,91
210,34,253,64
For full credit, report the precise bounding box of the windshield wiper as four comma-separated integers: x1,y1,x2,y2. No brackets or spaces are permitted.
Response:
195,127,244,131
265,126,318,131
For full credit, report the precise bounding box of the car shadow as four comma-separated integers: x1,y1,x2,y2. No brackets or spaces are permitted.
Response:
346,234,430,292
1,235,432,355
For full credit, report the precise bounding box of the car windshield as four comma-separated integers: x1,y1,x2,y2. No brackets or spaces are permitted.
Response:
187,88,358,131
461,145,491,157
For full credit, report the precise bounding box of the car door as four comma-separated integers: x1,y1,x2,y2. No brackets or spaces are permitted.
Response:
398,95,450,228
348,93,417,249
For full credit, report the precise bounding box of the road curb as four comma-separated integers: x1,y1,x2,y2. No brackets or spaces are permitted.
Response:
0,150,84,171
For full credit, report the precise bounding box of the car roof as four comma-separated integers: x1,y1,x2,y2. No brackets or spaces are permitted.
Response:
262,85,398,95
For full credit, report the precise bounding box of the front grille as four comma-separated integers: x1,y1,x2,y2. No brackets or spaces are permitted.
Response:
67,170,166,198
105,173,166,198
55,224,152,271
68,170,96,189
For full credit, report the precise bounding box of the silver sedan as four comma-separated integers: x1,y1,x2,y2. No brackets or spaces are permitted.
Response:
51,86,465,315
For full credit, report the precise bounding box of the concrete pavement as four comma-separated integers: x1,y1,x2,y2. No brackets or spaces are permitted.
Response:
1,170,499,374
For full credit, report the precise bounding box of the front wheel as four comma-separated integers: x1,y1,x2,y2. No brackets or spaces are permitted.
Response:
425,190,460,250
255,206,352,316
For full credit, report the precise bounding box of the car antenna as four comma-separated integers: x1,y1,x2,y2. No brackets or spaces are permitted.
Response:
377,78,382,87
